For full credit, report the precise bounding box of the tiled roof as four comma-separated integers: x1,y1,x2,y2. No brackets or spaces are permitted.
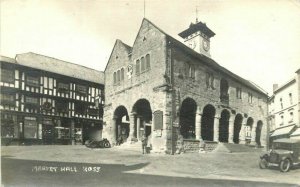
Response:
14,52,104,84
143,18,268,96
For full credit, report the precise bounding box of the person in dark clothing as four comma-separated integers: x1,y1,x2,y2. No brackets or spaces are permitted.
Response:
141,135,148,154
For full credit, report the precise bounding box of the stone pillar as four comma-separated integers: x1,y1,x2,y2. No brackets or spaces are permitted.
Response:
239,118,247,144
111,117,117,143
71,119,75,145
228,115,235,143
213,115,220,142
136,116,141,140
250,122,257,146
195,110,202,140
129,112,136,140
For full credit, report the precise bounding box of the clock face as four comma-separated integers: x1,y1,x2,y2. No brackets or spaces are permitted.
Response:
203,39,210,51
189,40,196,49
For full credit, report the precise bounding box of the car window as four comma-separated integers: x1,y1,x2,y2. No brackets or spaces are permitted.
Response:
273,143,291,150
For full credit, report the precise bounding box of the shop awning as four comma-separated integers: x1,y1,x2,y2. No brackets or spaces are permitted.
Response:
290,127,300,138
270,125,296,137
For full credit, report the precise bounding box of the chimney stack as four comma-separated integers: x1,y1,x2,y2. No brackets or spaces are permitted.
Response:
273,84,278,92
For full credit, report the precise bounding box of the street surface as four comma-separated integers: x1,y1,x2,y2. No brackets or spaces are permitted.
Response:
1,145,300,187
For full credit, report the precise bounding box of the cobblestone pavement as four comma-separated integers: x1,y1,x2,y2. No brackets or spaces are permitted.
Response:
1,145,300,186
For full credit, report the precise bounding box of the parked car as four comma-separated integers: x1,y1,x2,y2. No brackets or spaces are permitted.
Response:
259,138,300,172
85,138,111,149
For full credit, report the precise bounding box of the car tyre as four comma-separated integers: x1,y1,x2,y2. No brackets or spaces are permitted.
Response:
279,159,291,172
259,158,268,169
104,142,111,148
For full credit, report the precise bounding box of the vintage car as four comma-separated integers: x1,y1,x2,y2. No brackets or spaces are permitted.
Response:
259,138,300,172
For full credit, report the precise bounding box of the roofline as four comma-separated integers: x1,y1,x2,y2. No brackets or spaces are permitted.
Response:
104,40,132,72
16,52,103,74
274,78,296,94
166,35,268,96
0,55,16,64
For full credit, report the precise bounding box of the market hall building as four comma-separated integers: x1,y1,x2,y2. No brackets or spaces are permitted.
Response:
103,18,268,154
0,53,104,145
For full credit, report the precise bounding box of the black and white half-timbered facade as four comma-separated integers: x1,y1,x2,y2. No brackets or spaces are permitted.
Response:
0,53,104,145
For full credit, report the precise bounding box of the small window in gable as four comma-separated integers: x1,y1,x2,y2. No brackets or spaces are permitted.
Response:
136,60,140,75
121,68,124,81
117,70,120,82
113,72,116,84
146,54,150,69
141,57,145,72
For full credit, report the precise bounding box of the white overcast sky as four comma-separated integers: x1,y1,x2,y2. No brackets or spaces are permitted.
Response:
1,0,300,95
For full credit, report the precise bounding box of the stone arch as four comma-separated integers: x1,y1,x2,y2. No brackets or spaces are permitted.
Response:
233,113,243,144
113,105,129,143
179,97,197,139
201,104,216,141
132,99,152,138
245,117,254,143
219,109,230,142
256,120,263,147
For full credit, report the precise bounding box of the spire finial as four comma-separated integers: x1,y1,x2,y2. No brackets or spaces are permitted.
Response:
144,0,146,18
196,6,199,23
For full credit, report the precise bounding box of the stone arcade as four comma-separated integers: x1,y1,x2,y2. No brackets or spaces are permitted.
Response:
103,18,268,154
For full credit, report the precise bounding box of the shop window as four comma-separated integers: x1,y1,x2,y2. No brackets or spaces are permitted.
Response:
24,117,38,139
1,68,15,83
0,93,15,105
57,82,69,92
76,84,87,96
1,114,19,138
136,60,140,75
26,75,40,87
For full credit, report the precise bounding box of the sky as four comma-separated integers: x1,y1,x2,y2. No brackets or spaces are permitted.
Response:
1,0,300,95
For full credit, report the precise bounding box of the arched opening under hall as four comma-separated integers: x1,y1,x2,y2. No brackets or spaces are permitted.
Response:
245,117,254,144
233,114,243,144
256,120,263,147
201,104,215,141
219,109,230,143
114,106,129,144
180,98,197,139
132,99,152,140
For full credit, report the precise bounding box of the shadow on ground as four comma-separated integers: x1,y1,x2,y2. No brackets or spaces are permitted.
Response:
1,156,298,187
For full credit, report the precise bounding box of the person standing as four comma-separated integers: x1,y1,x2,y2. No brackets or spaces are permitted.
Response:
141,135,147,154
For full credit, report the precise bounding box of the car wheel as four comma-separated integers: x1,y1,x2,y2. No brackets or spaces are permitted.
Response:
259,158,268,169
279,159,291,172
104,142,111,148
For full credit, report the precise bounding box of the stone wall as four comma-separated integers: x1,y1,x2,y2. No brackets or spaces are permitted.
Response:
170,47,268,146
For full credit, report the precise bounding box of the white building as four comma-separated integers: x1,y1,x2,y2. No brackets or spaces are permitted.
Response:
269,69,300,140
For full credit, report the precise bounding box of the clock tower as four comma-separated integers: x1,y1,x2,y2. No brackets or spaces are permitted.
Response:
178,21,215,57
